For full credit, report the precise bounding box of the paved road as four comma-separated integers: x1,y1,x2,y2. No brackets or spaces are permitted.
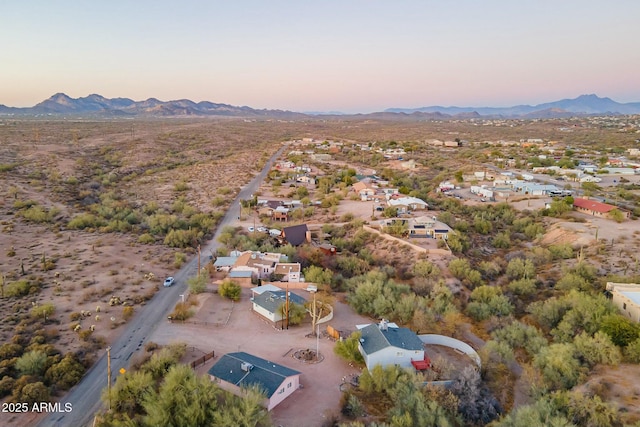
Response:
37,144,286,427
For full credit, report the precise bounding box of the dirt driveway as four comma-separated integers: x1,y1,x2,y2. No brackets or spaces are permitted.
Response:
148,288,373,427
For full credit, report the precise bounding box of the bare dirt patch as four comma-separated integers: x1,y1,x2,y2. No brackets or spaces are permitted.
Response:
151,288,376,427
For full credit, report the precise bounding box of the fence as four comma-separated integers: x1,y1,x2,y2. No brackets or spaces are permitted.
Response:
190,351,215,369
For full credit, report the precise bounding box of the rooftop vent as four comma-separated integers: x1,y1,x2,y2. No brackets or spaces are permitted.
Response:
241,362,254,372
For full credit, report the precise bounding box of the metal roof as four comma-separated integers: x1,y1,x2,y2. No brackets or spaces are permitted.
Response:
208,352,300,398
359,323,424,355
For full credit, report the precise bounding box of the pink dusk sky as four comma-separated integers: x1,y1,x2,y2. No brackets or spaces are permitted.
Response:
2,1,640,113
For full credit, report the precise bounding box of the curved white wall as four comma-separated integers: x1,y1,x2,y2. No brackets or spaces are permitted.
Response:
418,334,481,368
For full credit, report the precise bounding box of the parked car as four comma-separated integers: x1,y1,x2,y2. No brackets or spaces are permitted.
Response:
163,277,175,287
257,226,267,232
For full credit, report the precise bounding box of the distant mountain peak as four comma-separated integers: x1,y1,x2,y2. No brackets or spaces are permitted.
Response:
0,93,304,118
385,94,640,118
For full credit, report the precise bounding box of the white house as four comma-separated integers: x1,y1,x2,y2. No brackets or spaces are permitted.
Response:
607,282,640,322
208,352,301,411
357,321,425,370
387,196,428,213
251,287,306,324
273,263,302,282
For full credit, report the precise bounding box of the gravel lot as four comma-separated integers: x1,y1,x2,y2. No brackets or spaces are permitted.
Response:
149,287,373,427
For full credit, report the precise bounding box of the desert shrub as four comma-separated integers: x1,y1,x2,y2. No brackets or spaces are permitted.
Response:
555,273,590,292
573,331,621,367
187,274,208,294
508,278,537,297
413,260,441,280
122,306,134,321
599,314,640,346
44,353,85,390
138,233,156,244
147,213,180,235
15,350,48,377
78,330,93,341
30,303,55,320
341,392,365,418
334,332,364,365
492,231,511,249
303,266,334,288
0,342,24,359
218,280,241,301
140,345,186,381
174,181,189,192
533,343,585,391
548,244,574,259
6,279,37,297
450,366,501,425
0,376,16,398
491,321,548,359
466,286,513,321
12,380,51,405
18,205,59,224
68,213,105,230
169,302,194,321
506,258,536,280
624,338,640,363
164,228,202,248
173,252,187,268
523,223,545,240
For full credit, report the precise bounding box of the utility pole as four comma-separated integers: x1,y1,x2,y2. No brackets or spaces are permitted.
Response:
107,346,112,411
285,282,290,330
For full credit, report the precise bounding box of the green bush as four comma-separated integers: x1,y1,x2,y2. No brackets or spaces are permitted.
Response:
68,213,105,230
6,279,38,297
138,233,156,244
218,280,241,301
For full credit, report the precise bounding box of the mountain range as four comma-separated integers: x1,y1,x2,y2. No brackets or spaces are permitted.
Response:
1,93,639,119
385,94,640,117
0,93,304,118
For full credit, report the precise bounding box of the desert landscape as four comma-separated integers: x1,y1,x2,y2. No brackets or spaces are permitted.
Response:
2,116,640,427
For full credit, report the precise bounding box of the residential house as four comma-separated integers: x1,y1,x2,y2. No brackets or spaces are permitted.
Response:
318,243,337,255
273,263,301,282
251,288,307,324
357,320,425,370
573,198,629,219
352,181,376,201
408,216,452,239
214,256,239,272
280,224,311,246
606,282,640,322
387,196,428,214
208,352,301,411
512,182,560,196
296,175,313,184
231,251,286,281
273,206,290,222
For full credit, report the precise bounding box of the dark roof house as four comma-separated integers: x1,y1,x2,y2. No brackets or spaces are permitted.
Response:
280,224,311,246
252,290,307,323
208,352,301,411
358,321,425,370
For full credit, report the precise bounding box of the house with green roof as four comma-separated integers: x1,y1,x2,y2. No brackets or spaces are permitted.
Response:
208,352,301,411
357,320,425,370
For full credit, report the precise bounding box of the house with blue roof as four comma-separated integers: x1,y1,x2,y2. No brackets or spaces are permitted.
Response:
357,320,425,370
208,352,301,411
252,288,307,324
